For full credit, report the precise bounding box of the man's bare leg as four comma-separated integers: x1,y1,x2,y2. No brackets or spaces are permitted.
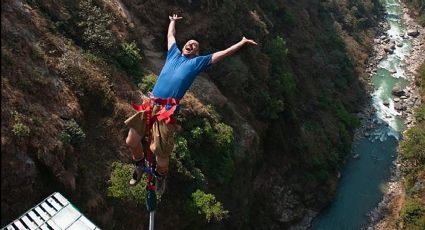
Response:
126,128,144,160
126,128,145,185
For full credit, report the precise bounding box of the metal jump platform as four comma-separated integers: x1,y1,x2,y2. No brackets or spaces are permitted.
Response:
2,192,100,230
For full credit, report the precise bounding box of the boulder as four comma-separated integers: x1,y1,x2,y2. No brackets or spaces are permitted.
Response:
383,100,390,107
384,45,393,53
392,84,404,96
407,29,419,37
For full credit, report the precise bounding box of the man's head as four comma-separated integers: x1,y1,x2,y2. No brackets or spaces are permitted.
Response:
182,39,200,58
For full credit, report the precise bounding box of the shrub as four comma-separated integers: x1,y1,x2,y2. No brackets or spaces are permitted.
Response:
211,123,234,150
59,132,72,145
266,36,288,63
191,189,229,222
12,123,30,137
414,106,425,123
137,73,156,93
78,0,115,50
108,162,147,204
202,122,236,184
119,42,142,67
399,122,425,164
11,111,30,137
117,41,144,82
401,199,424,224
191,127,204,140
60,119,86,147
175,136,192,164
173,136,207,187
206,104,221,121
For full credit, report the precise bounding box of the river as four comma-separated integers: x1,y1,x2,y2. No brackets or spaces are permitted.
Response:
311,0,412,229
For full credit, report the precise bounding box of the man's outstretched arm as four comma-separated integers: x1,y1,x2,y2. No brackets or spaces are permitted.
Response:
211,37,257,64
167,14,183,50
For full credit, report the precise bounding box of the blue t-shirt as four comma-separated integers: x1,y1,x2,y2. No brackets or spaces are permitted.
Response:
152,43,212,99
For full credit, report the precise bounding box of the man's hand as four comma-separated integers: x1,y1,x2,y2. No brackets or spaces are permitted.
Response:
167,14,182,49
169,14,183,21
241,36,258,45
211,36,258,64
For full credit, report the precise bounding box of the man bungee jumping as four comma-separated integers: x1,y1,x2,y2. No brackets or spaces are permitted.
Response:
124,14,257,194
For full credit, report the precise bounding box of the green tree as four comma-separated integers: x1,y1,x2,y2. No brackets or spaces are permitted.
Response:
190,189,229,222
60,119,86,147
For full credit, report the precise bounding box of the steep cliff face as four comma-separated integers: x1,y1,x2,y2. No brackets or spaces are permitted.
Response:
1,0,381,229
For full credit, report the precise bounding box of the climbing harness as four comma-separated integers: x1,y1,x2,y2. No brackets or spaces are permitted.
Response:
131,95,179,230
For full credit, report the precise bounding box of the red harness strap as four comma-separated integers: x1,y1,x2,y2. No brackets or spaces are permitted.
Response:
131,97,179,125
152,97,179,125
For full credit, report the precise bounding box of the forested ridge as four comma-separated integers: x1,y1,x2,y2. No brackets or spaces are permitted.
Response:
1,0,383,229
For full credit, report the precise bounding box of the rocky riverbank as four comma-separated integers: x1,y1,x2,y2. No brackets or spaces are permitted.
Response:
399,4,425,129
355,0,424,141
366,1,424,229
353,13,385,141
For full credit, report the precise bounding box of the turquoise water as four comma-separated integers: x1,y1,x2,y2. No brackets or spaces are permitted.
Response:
311,0,412,229
312,135,398,230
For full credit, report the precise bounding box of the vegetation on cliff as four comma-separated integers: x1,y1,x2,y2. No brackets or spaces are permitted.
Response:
405,0,425,25
397,0,425,229
398,61,425,230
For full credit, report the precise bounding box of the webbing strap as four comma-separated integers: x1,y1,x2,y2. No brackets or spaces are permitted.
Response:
152,98,179,124
132,97,179,125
